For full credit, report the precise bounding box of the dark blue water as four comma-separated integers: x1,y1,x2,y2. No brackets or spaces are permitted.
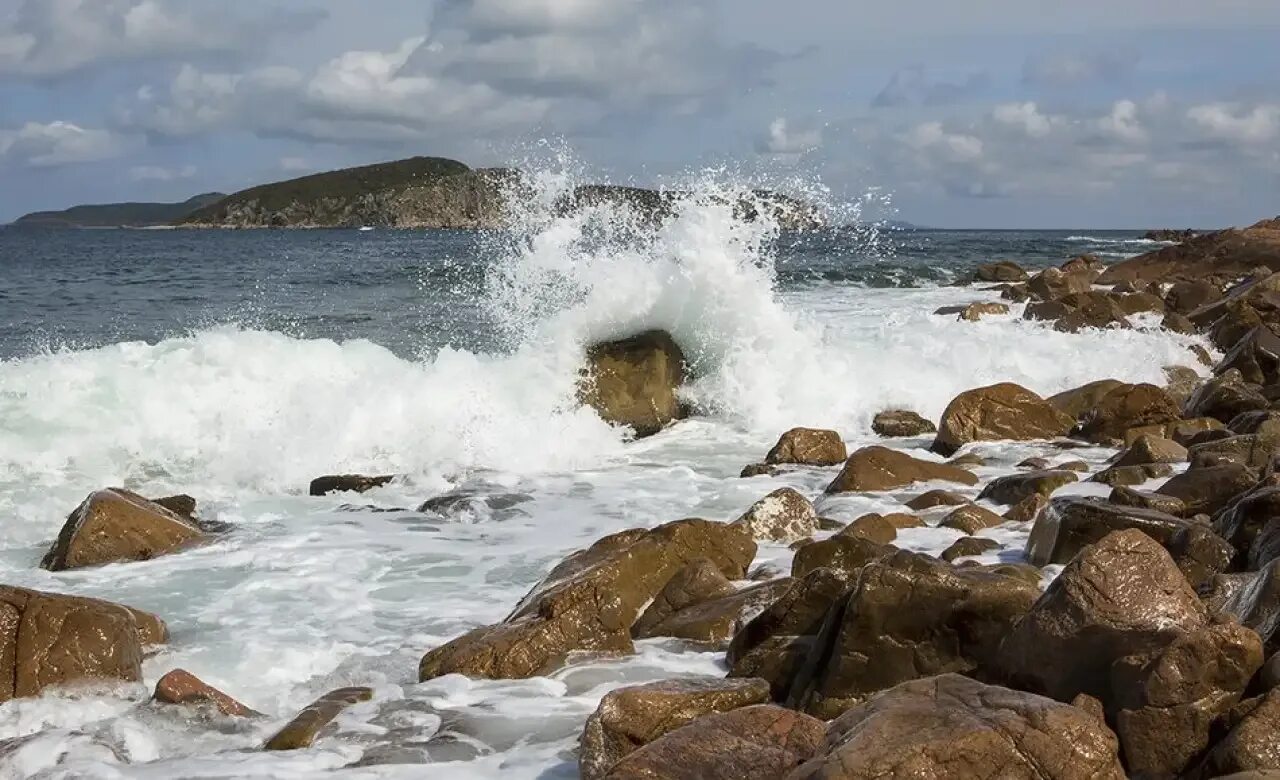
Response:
0,226,1152,360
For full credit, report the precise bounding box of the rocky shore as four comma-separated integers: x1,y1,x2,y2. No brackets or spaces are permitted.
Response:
11,216,1280,777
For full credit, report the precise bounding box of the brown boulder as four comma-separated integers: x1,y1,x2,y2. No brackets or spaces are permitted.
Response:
1091,463,1175,487
602,704,824,780
1185,369,1270,423
733,488,818,544
1114,434,1189,467
1005,493,1049,524
263,686,373,750
1074,383,1182,445
728,636,816,702
1157,462,1258,516
870,410,936,438
765,428,847,466
1190,434,1279,469
308,475,393,496
1192,688,1280,778
977,469,1078,505
1218,327,1280,387
153,669,259,717
933,382,1075,456
958,302,1009,321
790,674,1125,780
1207,561,1280,651
824,446,977,493
727,567,852,669
940,504,1005,535
1210,301,1268,351
791,534,895,580
1027,266,1096,300
1166,279,1224,314
905,489,969,510
636,579,795,647
998,530,1208,704
632,560,735,638
1109,486,1188,517
579,678,771,780
1049,379,1128,420
418,519,754,681
1216,485,1280,560
974,260,1028,282
581,330,687,437
41,488,210,571
941,536,1001,562
1097,218,1280,285
835,514,897,544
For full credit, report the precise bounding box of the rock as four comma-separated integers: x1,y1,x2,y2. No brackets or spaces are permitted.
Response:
933,383,1075,456
835,514,897,544
418,519,754,681
1207,561,1280,651
977,470,1079,505
1215,485,1280,560
1192,688,1280,778
632,560,735,638
1189,434,1279,469
1157,463,1258,516
728,636,816,702
947,452,987,468
791,535,896,580
41,488,210,571
1062,254,1107,275
824,446,977,493
1171,417,1229,445
905,490,969,510
636,579,795,647
1166,365,1205,406
1027,266,1096,300
1109,486,1188,516
579,678,772,780
998,530,1208,704
1074,384,1183,445
1092,463,1175,487
733,488,818,544
0,585,164,702
1145,229,1199,243
152,494,198,520
789,674,1125,780
581,330,687,437
787,552,1038,716
765,428,847,466
1017,457,1051,470
1049,379,1128,421
601,704,824,780
1097,218,1280,284
1211,301,1268,351
974,261,1029,282
940,504,1005,534
153,669,259,718
1114,434,1189,467
1005,493,1049,524
958,302,1009,321
1166,279,1224,314
942,537,1001,562
1218,327,1280,387
1251,520,1280,570
309,475,394,496
1163,310,1197,333
727,567,852,668
740,463,780,478
1186,369,1270,423
1191,271,1280,328
263,687,373,750
1001,284,1031,302
870,410,936,438
1112,621,1264,778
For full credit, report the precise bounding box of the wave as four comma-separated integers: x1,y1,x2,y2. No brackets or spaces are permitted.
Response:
1064,235,1161,246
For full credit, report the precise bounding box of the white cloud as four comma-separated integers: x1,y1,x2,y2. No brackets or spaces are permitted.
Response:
993,102,1054,138
759,117,822,159
128,164,196,182
907,122,984,163
1094,100,1147,144
1187,103,1279,145
0,121,131,167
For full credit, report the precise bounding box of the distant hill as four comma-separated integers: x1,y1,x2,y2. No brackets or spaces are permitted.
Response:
14,193,226,228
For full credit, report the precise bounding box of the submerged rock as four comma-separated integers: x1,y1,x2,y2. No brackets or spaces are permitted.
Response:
42,488,211,571
581,330,687,437
263,686,373,750
309,475,394,496
825,446,977,493
941,536,1001,562
933,383,1074,456
153,669,260,718
870,410,936,438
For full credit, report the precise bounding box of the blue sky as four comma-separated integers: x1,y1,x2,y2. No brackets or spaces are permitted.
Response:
1,0,1278,227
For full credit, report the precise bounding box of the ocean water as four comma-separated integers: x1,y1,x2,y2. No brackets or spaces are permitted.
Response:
0,177,1206,778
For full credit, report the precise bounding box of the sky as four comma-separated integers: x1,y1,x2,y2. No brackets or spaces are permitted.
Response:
0,0,1278,228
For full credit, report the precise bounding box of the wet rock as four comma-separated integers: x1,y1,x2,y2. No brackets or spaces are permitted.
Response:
42,488,210,571
1112,621,1264,778
835,514,897,544
579,678,772,780
790,674,1125,780
153,669,259,718
977,470,1079,505
958,302,1009,321
871,410,936,438
601,704,824,780
942,537,1001,562
791,535,896,580
947,452,988,469
0,585,164,702
1170,417,1228,445
1218,327,1280,387
1027,266,1096,301
824,446,977,493
727,568,852,668
1075,383,1183,445
1190,434,1279,469
1216,486,1280,561
152,494,198,520
1017,457,1052,470
1157,462,1258,516
765,428,847,466
728,635,815,702
1163,311,1197,333
1005,493,1049,524
1186,369,1270,423
740,463,780,478
998,530,1208,704
940,504,1005,535
1098,218,1280,285
1049,379,1128,421
905,489,969,510
581,330,687,437
974,260,1029,282
1109,486,1188,517
1192,688,1280,778
933,382,1075,456
263,687,373,750
417,489,533,519
632,560,735,638
637,579,795,647
1091,463,1175,487
418,519,754,681
1251,520,1280,570
309,475,394,496
1210,301,1267,352
787,552,1038,716
733,488,818,544
1114,434,1189,467
1207,561,1280,651
1166,279,1224,314
1001,284,1031,302
1062,254,1107,275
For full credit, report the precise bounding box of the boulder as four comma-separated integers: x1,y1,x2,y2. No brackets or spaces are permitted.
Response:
1218,327,1280,387
1190,270,1280,328
948,452,988,469
905,490,969,510
870,410,936,438
632,560,735,638
1185,369,1270,423
824,446,977,493
1113,434,1189,467
1109,486,1188,517
974,261,1028,282
728,636,816,702
933,383,1075,456
263,687,373,750
581,330,687,437
1207,561,1280,651
1190,434,1279,469
765,428,847,466
636,579,795,647
601,704,824,780
1017,457,1051,470
1027,267,1096,300
958,302,1009,321
787,552,1038,716
153,494,198,520
1210,301,1268,351
1005,493,1049,524
791,535,896,580
1091,463,1175,487
1251,519,1280,570
977,470,1079,505
1097,218,1280,284
1062,254,1107,275
309,474,394,496
998,530,1208,705
740,463,780,478
1112,621,1264,777
418,519,755,681
41,488,210,571
153,669,259,718
1192,688,1280,778
1001,284,1031,302
579,678,771,780
835,514,898,544
1157,463,1258,516
1216,485,1280,560
1074,384,1183,445
1166,279,1224,314
941,536,1001,562
789,674,1125,780
0,585,165,702
1163,310,1197,333
1167,417,1228,445
727,567,852,668
940,504,1006,535
733,488,818,544
1049,379,1128,420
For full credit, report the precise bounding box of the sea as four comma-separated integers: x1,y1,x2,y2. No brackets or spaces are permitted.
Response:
0,175,1210,778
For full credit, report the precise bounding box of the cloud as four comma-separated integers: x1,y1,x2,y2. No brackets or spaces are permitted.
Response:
0,0,324,78
128,163,196,181
0,120,132,167
1187,102,1279,145
758,117,821,161
1022,50,1138,88
992,102,1055,138
872,67,988,108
